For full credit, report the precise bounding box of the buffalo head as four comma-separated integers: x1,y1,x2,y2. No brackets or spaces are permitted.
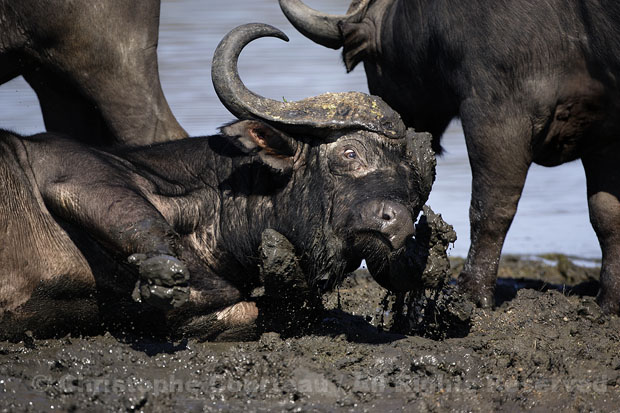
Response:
210,23,436,291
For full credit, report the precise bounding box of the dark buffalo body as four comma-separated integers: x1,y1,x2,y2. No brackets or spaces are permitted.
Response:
280,0,620,312
0,24,435,340
0,0,186,145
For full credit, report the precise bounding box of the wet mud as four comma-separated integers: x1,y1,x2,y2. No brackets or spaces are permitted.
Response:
2,253,619,412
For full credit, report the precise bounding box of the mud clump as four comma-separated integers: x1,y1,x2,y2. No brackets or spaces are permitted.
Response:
411,205,458,289
374,206,471,340
398,285,475,340
255,229,323,336
367,205,456,292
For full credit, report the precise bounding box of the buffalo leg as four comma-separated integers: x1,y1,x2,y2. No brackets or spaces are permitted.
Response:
23,70,113,146
25,138,190,309
582,143,620,314
457,106,532,307
24,58,186,147
0,136,95,313
20,0,187,146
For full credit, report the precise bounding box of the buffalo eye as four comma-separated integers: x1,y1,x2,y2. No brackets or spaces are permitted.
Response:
343,149,357,160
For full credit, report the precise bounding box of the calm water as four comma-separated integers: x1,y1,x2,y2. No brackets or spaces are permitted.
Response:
0,0,600,259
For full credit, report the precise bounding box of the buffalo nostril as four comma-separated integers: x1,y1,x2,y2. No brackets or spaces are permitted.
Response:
381,203,399,222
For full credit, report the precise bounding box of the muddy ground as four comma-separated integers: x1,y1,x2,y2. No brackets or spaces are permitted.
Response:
2,254,620,412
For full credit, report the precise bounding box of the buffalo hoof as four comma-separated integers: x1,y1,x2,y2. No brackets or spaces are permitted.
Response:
476,294,494,309
596,290,620,315
129,253,190,310
456,280,495,309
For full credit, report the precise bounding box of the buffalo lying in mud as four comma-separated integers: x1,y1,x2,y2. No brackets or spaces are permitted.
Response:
0,24,448,341
0,0,186,145
280,0,620,313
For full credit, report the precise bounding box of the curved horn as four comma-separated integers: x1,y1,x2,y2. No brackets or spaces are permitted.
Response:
278,0,370,49
212,24,289,126
212,23,407,139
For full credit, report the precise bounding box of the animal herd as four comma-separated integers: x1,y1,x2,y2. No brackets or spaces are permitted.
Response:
0,0,619,340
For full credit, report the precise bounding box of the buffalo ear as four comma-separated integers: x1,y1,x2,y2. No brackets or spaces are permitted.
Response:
338,19,376,73
220,120,297,173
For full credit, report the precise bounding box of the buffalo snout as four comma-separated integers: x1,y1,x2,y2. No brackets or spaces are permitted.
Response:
358,200,414,250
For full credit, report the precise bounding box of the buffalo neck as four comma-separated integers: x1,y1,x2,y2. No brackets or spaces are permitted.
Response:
364,0,459,141
118,134,264,234
117,136,340,286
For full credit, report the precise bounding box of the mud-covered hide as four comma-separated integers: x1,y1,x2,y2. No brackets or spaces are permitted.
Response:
0,23,444,341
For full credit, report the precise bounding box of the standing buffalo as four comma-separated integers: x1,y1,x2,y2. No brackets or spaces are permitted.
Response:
0,24,438,340
0,0,187,145
280,0,620,312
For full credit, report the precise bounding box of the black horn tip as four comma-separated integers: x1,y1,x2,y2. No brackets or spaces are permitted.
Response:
263,25,290,43
278,0,346,50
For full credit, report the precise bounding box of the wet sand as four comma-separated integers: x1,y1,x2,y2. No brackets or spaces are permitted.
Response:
2,255,618,412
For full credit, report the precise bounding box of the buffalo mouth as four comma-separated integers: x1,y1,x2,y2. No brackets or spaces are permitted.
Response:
313,222,416,292
353,234,417,292
347,230,409,269
352,230,401,253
